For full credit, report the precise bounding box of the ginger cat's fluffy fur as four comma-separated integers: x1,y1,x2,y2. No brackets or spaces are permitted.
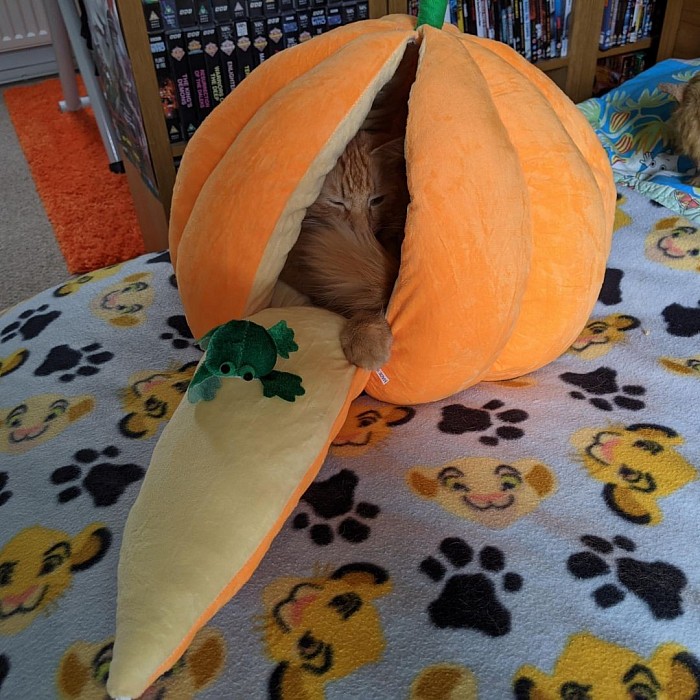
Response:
660,74,700,187
281,130,409,369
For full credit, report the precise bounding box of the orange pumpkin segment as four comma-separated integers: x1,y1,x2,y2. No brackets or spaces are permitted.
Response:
175,30,416,339
366,26,531,403
170,20,416,262
453,38,614,379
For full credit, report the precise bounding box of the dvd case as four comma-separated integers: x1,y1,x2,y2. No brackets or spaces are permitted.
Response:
185,28,214,121
266,15,285,53
149,32,183,142
143,0,163,32
202,26,226,107
166,30,199,138
234,20,255,81
217,23,238,93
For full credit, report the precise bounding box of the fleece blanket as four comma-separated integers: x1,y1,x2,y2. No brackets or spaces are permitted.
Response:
0,183,698,699
579,58,700,223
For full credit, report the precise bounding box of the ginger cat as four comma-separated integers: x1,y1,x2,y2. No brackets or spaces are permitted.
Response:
660,74,700,187
281,130,409,369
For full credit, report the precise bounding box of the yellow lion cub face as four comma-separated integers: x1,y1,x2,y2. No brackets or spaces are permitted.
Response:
56,627,226,700
514,632,700,698
0,524,111,635
0,349,28,379
0,393,95,454
263,563,391,698
411,664,477,700
90,272,154,328
572,423,697,526
568,314,640,360
644,216,700,271
660,355,700,378
53,263,124,298
119,362,197,439
407,457,556,529
331,402,415,457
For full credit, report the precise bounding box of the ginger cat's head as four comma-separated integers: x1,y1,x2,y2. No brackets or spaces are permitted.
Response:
306,130,408,260
282,130,409,316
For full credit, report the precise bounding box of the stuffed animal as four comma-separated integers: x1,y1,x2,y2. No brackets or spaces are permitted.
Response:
107,0,615,696
188,319,305,403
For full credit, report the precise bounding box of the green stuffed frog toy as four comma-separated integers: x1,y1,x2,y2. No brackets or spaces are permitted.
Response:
187,319,306,403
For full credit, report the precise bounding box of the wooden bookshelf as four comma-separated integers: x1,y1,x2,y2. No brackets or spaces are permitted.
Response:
536,56,569,72
598,37,653,58
112,0,686,251
171,142,186,158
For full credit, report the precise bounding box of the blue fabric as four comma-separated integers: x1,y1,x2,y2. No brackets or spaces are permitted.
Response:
579,58,700,223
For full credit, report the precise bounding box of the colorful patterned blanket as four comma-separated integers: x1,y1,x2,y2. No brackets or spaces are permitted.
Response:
1,187,700,697
579,58,700,223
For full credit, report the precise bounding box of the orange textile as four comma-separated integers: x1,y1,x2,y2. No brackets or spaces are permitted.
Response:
4,77,144,274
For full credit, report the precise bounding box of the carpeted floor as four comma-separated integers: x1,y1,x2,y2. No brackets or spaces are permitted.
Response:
0,87,67,312
3,77,144,277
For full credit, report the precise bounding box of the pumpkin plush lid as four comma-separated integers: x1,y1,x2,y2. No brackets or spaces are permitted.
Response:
171,23,417,330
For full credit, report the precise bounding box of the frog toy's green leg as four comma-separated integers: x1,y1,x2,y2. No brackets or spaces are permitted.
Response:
187,364,222,403
196,328,216,351
267,321,299,359
260,370,305,402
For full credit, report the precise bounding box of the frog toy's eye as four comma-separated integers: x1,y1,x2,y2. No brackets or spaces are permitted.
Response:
239,364,255,381
219,363,232,375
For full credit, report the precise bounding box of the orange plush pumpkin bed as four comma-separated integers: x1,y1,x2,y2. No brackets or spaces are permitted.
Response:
107,10,614,698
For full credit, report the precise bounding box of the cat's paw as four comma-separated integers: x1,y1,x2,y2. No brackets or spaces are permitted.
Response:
341,313,392,370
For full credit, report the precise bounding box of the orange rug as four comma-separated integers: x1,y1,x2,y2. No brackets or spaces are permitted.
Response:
4,77,145,274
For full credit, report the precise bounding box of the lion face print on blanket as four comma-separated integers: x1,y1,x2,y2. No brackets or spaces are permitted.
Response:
514,632,700,698
571,423,697,525
0,524,111,635
262,563,391,699
118,361,197,439
330,402,415,457
0,393,95,454
567,314,641,360
89,273,155,328
645,216,700,272
406,457,557,529
53,264,124,298
56,627,226,699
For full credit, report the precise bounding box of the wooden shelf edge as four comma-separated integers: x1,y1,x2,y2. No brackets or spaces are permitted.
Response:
536,57,569,72
171,142,187,158
597,37,653,58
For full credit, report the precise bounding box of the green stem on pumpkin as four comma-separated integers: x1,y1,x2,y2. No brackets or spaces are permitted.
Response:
416,0,449,29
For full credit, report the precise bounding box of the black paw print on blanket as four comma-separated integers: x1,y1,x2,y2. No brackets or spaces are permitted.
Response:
0,473,11,507
420,537,523,637
662,300,700,337
0,655,8,693
292,469,379,545
51,446,145,507
161,315,195,349
439,400,528,445
560,367,646,411
598,268,624,306
34,343,114,382
1,304,61,344
567,535,687,620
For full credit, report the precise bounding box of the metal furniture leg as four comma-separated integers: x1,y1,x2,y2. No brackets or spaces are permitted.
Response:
43,0,84,111
45,0,124,171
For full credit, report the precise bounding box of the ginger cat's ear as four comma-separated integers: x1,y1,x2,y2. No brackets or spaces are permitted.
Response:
371,137,405,164
659,82,686,102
